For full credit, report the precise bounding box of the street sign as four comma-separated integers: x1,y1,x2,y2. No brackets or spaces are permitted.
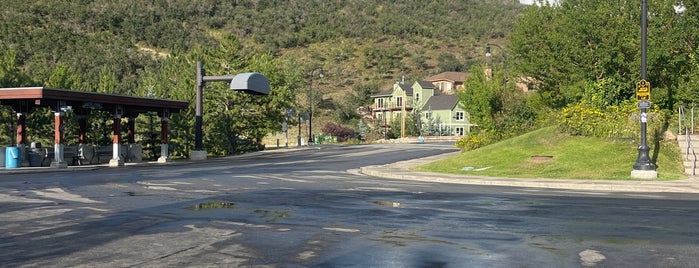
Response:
286,108,296,118
637,100,651,109
636,80,650,101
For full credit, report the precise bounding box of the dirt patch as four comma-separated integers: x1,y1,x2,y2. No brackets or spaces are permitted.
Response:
529,155,554,163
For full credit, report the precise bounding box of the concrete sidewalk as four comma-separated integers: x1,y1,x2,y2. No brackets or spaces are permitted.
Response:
360,152,699,194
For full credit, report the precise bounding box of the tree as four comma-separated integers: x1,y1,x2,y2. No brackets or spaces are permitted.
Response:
459,65,498,131
334,82,378,123
387,111,419,138
186,35,298,155
437,53,464,72
47,64,80,89
510,0,699,110
0,49,31,87
459,65,536,137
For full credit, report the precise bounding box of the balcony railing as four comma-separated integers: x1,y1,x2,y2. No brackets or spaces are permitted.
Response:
370,103,413,112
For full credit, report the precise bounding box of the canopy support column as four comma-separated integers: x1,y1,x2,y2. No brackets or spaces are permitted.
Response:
50,112,67,168
158,115,170,163
109,109,124,167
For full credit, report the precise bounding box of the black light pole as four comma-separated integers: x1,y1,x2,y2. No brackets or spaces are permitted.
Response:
486,43,507,89
633,0,657,172
308,68,323,144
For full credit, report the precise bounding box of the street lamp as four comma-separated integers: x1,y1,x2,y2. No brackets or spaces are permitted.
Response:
193,61,270,160
485,43,507,89
632,0,657,178
308,68,323,144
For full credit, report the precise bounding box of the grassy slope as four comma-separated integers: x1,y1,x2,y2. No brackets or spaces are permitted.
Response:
416,127,687,180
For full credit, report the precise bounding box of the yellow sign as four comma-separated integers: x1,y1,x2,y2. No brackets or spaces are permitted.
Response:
636,80,650,101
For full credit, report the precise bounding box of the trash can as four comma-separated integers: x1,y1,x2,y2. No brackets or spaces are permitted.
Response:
5,146,20,168
28,142,44,167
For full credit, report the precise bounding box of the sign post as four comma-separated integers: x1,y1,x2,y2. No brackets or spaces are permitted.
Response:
632,79,656,175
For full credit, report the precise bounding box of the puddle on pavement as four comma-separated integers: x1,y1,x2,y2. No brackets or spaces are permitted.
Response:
254,209,290,222
371,201,401,207
187,201,236,210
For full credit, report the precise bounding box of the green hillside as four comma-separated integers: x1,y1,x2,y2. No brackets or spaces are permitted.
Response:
0,0,525,94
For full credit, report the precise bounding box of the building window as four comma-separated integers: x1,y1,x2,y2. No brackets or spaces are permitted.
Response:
378,98,384,108
455,111,464,121
397,96,403,107
416,93,420,103
377,113,383,120
425,112,431,120
456,127,464,136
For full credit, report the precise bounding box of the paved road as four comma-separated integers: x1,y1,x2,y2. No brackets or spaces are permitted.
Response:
2,143,699,267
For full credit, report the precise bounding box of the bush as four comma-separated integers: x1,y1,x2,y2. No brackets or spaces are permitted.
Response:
455,129,500,152
556,99,667,143
321,122,356,142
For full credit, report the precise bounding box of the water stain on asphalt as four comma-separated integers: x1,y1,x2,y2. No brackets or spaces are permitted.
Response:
187,201,236,210
253,209,290,222
370,229,457,247
371,200,401,207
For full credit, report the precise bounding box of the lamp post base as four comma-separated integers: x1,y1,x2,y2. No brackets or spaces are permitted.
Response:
109,158,125,167
191,150,207,160
631,169,658,179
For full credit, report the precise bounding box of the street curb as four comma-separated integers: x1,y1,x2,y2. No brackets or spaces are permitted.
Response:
0,146,314,175
360,153,699,194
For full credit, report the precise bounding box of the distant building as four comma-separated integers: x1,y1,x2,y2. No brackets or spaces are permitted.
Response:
423,71,469,95
370,71,472,137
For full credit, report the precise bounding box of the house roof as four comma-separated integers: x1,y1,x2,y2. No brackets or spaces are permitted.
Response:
423,95,459,111
0,87,188,116
371,89,393,97
416,80,435,89
424,72,469,83
396,83,413,95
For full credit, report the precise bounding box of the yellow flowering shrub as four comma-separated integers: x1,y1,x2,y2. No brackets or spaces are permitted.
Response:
455,129,499,152
556,99,666,143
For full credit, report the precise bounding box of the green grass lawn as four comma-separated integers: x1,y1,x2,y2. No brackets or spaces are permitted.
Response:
415,126,687,180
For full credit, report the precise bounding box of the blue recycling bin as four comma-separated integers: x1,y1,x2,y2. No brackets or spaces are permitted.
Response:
5,146,20,168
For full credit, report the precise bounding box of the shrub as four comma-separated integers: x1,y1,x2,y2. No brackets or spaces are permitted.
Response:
455,129,499,152
556,99,667,143
321,122,356,142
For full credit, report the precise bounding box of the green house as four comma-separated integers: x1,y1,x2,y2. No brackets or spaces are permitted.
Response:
370,72,472,137
371,81,413,128
421,95,471,136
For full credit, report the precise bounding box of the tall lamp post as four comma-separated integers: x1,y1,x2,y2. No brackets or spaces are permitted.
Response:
193,61,271,160
308,68,323,144
632,0,657,178
485,44,507,89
